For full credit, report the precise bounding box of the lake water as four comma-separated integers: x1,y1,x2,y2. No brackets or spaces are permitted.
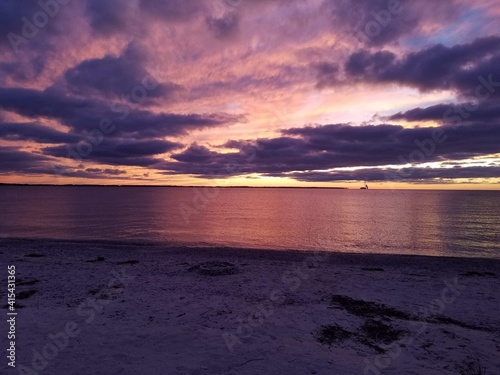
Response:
0,186,499,258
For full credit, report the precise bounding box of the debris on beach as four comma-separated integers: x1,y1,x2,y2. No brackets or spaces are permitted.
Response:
188,261,239,276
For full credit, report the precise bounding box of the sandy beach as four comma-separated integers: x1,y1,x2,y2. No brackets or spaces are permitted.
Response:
1,239,499,375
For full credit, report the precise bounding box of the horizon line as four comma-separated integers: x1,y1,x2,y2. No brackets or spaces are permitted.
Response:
1,183,499,191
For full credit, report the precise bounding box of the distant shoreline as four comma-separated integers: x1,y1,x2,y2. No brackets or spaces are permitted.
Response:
0,183,348,189
2,183,499,191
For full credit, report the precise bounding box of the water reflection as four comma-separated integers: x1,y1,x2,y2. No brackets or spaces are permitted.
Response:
0,186,499,258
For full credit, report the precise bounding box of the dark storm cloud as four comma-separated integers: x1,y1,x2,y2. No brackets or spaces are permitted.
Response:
0,122,80,144
171,144,219,163
0,2,82,87
0,146,50,173
64,43,180,103
0,0,57,48
0,146,126,179
159,122,500,178
284,123,500,162
110,139,182,156
388,99,500,124
0,146,82,179
0,0,82,61
0,1,36,37
388,104,460,122
278,166,500,183
345,50,395,76
284,123,398,144
339,37,500,96
42,138,183,167
0,87,243,138
0,0,199,48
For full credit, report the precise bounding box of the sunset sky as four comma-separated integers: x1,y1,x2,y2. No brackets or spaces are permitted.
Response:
1,0,500,188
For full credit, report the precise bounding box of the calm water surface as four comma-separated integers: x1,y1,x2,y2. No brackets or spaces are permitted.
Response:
0,186,499,258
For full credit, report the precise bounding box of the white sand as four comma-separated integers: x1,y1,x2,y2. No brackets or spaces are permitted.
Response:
1,239,499,375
